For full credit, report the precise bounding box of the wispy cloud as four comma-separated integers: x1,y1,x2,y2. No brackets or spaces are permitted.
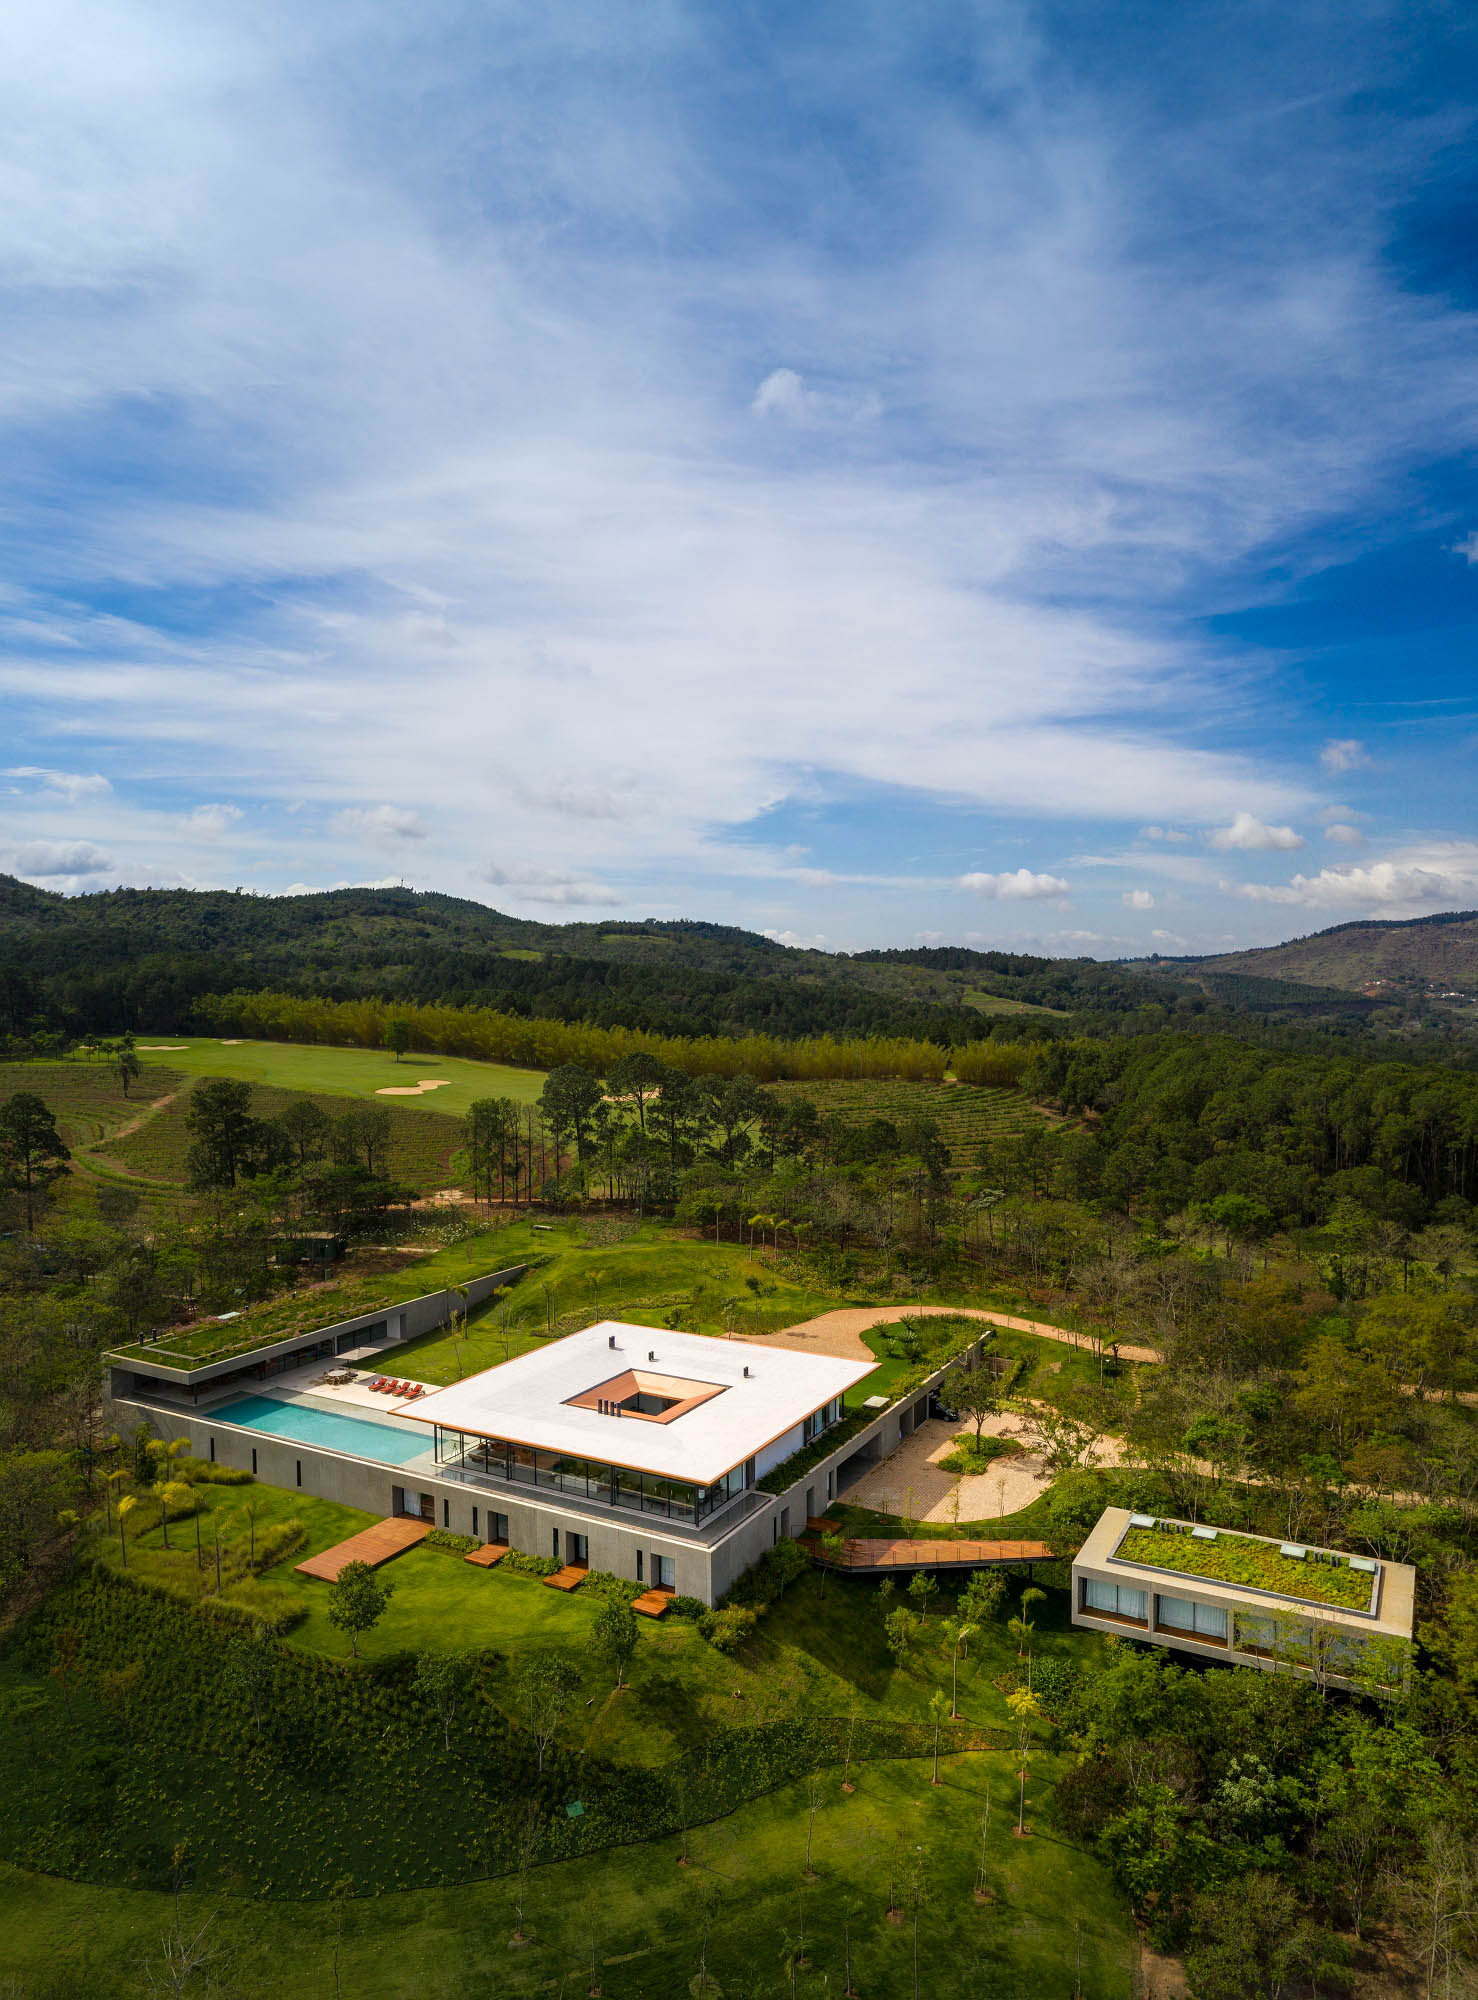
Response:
4,766,112,803
1,838,112,879
183,803,244,838
333,806,426,845
481,864,620,907
1228,842,1478,914
1319,739,1370,774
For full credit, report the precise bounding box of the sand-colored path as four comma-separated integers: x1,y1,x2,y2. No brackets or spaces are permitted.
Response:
748,1303,1162,1366
845,1412,1130,1524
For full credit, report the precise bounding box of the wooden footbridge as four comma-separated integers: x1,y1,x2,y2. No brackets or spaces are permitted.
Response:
803,1520,1052,1575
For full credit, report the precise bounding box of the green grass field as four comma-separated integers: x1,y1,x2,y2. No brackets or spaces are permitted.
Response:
129,1035,548,1113
768,1077,1047,1168
0,1742,1136,1999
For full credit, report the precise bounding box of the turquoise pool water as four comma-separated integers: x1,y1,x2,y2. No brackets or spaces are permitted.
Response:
210,1394,432,1466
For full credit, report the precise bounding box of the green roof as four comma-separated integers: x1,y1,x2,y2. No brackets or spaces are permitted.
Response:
107,1236,514,1373
1115,1522,1375,1611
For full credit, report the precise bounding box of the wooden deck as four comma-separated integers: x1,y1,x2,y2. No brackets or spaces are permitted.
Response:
808,1536,1052,1573
295,1516,430,1582
543,1563,589,1592
632,1589,673,1618
463,1543,508,1568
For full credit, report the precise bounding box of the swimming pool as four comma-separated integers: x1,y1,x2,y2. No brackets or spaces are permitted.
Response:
210,1394,433,1466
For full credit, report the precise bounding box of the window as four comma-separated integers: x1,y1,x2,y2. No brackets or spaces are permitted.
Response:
251,1448,257,1474
1156,1595,1227,1641
1082,1578,1147,1623
295,1459,302,1488
636,1550,643,1583
208,1437,216,1463
472,1507,478,1538
443,1498,450,1528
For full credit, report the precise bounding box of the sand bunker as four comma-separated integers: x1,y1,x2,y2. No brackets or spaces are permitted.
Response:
220,1039,246,1045
375,1078,453,1096
138,1044,187,1051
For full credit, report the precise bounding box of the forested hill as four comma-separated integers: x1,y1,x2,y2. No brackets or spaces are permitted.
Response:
1140,909,1478,1002
0,876,1197,1044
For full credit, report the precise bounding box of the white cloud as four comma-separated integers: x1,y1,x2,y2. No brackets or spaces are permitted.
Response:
1323,822,1365,846
1152,928,1187,945
1123,888,1155,909
960,868,1070,902
1319,738,1370,774
1,838,112,877
1226,842,1478,913
3,766,112,803
1206,812,1305,853
183,803,244,837
481,864,620,907
762,928,829,948
1455,531,1478,563
333,805,427,845
1139,826,1192,844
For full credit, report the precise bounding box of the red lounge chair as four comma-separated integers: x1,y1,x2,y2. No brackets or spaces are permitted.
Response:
407,1384,424,1398
367,1377,386,1391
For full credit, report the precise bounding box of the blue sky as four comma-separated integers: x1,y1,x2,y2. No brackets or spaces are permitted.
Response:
3,1,1478,956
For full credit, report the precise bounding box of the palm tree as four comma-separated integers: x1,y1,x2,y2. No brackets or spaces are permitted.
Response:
116,1494,136,1567
941,1617,976,1717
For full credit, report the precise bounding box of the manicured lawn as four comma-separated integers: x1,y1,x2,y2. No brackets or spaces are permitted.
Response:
128,1035,547,1113
0,1747,1136,1998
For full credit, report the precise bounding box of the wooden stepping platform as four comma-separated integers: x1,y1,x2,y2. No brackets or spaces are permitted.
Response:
806,1517,833,1535
463,1544,508,1568
543,1564,589,1591
632,1589,672,1618
295,1516,429,1583
811,1537,1052,1573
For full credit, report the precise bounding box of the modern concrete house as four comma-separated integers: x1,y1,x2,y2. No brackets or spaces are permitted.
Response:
1072,1506,1415,1689
106,1287,991,1603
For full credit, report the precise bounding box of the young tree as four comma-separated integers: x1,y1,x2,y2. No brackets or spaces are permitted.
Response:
384,1018,412,1062
803,1771,825,1879
945,1365,1000,1445
516,1654,582,1772
592,1597,639,1691
940,1617,976,1718
0,1091,71,1231
928,1688,950,1784
413,1649,471,1752
884,1606,920,1666
326,1559,395,1658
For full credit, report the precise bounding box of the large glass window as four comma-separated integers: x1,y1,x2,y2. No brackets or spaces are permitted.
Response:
1156,1595,1227,1640
1082,1578,1147,1622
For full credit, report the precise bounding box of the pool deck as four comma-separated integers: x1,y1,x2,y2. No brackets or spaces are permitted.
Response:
295,1515,431,1582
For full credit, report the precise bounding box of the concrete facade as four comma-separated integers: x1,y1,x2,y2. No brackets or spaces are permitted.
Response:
1072,1506,1415,1690
106,1310,993,1604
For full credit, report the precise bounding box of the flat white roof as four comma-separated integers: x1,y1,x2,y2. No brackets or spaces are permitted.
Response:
404,1321,876,1485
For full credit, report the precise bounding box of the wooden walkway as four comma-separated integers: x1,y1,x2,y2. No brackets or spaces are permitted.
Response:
543,1563,589,1592
807,1535,1052,1573
463,1543,507,1568
632,1589,672,1618
295,1516,430,1582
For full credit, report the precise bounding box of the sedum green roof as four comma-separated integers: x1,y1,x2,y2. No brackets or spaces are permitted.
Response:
1116,1523,1375,1610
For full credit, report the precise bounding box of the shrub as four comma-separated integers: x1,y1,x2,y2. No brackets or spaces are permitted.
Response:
424,1529,479,1555
697,1605,758,1653
667,1595,706,1621
251,1520,307,1573
177,1458,254,1485
938,1435,1021,1475
200,1582,306,1637
500,1550,561,1578
581,1570,643,1604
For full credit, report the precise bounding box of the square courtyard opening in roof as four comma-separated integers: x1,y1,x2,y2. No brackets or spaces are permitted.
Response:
403,1320,876,1487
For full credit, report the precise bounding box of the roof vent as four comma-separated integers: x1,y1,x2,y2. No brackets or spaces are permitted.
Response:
743,1365,751,1378
608,1336,616,1350
1280,1543,1307,1561
1191,1526,1218,1542
1349,1556,1377,1574
648,1350,657,1363
1129,1513,1155,1529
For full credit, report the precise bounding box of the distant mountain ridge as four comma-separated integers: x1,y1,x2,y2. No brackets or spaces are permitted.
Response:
1142,909,1478,999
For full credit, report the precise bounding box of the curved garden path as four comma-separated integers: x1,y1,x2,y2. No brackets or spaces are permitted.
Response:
749,1302,1163,1366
